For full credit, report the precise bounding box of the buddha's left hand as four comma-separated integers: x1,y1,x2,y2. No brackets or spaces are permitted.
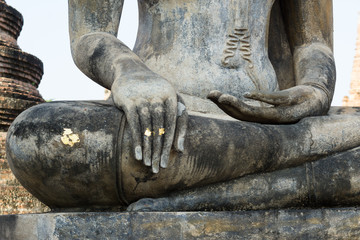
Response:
208,85,330,124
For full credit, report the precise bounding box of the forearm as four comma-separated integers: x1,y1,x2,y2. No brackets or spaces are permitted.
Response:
71,32,152,89
68,0,154,89
293,43,336,110
280,0,335,111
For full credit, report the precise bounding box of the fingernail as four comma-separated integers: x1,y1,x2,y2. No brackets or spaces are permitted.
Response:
177,137,184,152
177,102,186,116
152,165,159,174
160,154,168,168
144,158,151,166
135,146,142,160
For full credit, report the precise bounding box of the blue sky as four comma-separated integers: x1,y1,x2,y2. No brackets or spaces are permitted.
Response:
6,0,360,106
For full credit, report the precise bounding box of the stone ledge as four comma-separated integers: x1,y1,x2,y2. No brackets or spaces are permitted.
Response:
1,208,360,239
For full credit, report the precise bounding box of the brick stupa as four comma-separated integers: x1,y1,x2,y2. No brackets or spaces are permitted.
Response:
343,15,360,106
0,0,48,214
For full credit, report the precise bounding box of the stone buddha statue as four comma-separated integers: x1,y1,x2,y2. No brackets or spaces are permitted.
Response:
6,0,360,211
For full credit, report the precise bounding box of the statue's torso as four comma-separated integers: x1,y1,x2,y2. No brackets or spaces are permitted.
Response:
134,0,278,104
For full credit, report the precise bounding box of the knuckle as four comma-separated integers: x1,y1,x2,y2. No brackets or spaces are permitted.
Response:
122,102,136,112
135,97,147,105
153,105,164,115
177,102,186,116
151,97,163,104
165,97,176,108
140,106,150,116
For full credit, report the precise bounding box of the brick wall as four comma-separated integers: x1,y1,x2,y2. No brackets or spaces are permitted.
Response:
0,131,49,214
0,0,48,215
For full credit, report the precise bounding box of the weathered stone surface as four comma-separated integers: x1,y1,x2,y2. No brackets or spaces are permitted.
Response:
6,0,358,216
1,209,360,239
0,131,49,215
3,3,360,240
7,101,360,212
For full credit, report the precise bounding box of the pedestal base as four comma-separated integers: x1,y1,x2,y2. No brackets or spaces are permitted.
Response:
1,208,360,239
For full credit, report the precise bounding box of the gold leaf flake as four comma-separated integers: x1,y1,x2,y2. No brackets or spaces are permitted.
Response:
144,128,152,137
159,128,165,136
61,128,80,147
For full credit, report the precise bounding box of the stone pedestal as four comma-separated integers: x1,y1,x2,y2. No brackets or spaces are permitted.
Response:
1,208,360,239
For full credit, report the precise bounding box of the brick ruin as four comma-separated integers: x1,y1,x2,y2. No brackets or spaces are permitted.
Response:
0,0,49,214
343,15,360,106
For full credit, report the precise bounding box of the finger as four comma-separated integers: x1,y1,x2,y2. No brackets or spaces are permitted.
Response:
207,90,223,102
174,95,188,152
218,94,279,121
245,86,315,106
244,91,293,106
264,99,323,122
217,94,261,122
218,97,278,122
160,97,177,169
150,98,164,173
138,102,152,166
122,103,143,160
219,94,308,123
208,91,236,116
208,92,246,120
210,92,295,123
248,103,308,123
218,94,257,115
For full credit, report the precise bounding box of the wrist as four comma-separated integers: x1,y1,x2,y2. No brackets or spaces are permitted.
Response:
301,82,331,111
294,43,335,111
73,32,147,89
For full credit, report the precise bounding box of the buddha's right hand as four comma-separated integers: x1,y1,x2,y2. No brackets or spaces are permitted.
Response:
112,73,188,173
